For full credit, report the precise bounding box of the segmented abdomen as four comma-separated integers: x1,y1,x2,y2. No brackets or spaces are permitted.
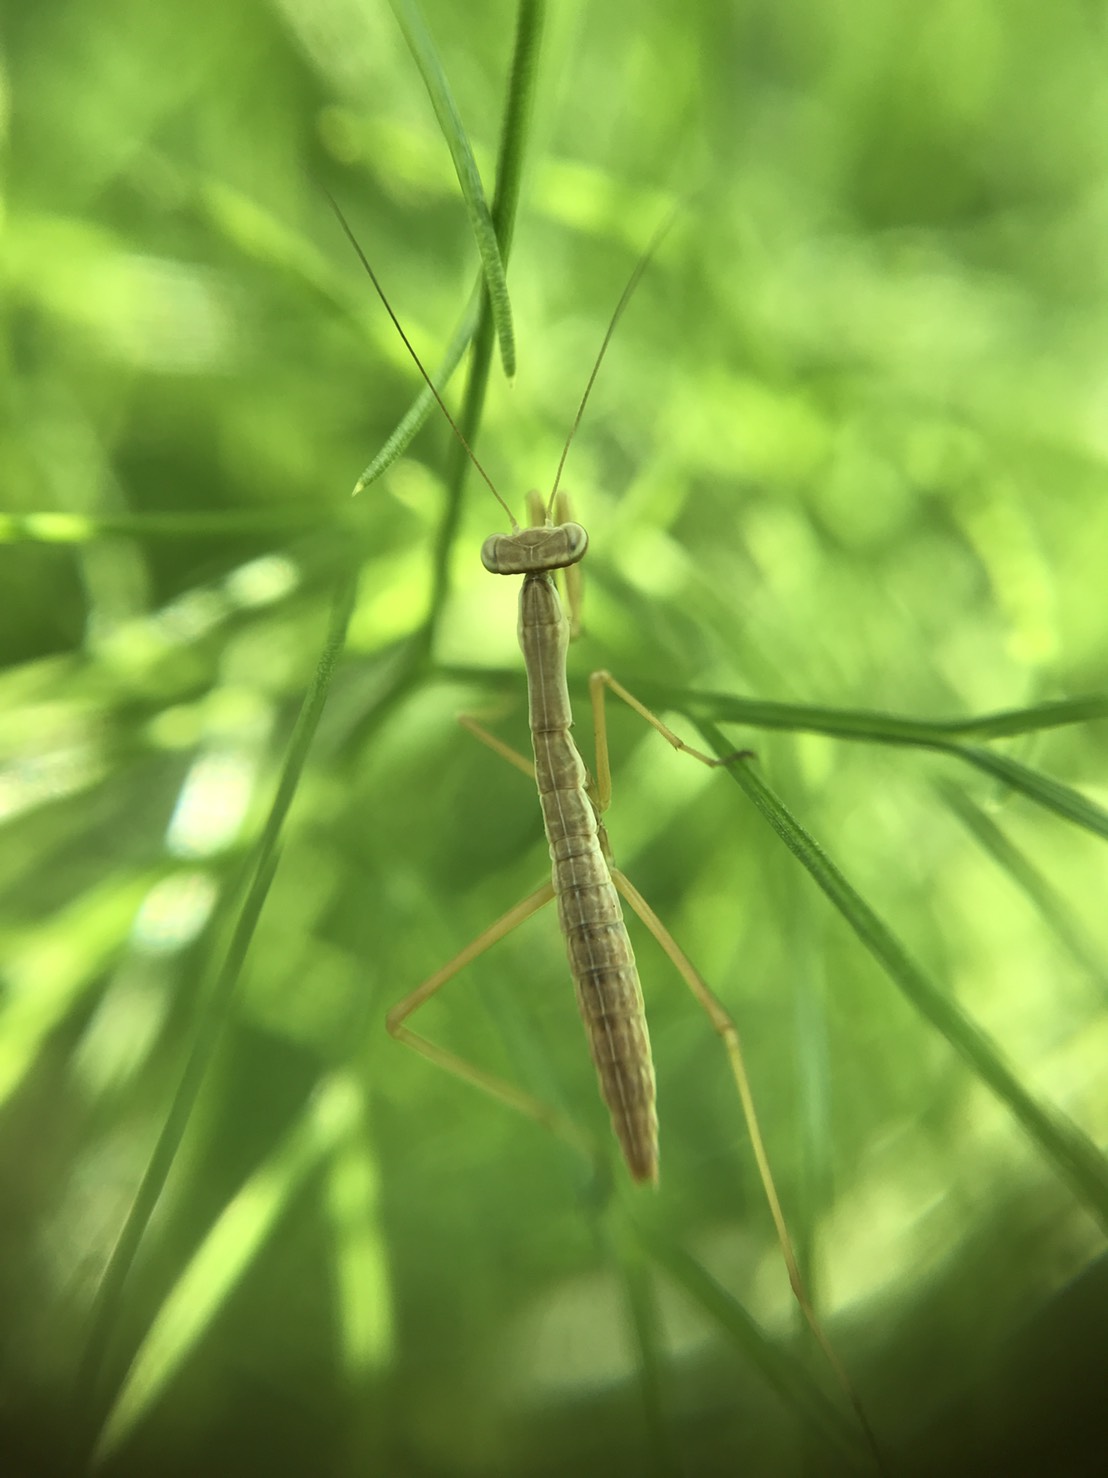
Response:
523,572,658,1182
553,826,658,1183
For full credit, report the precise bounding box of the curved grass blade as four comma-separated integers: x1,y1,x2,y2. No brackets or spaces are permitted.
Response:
0,872,157,1110
325,1104,394,1379
426,0,544,634
677,688,1108,746
933,695,1108,738
72,565,360,1457
484,0,543,277
93,1074,371,1463
0,508,352,543
938,782,1108,1003
597,1206,682,1478
352,286,481,495
389,0,515,380
696,722,1108,1234
941,742,1108,842
637,1226,871,1467
586,678,1108,842
438,672,1108,748
356,0,543,499
791,930,836,1306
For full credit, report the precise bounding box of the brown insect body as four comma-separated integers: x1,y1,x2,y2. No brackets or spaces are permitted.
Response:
487,521,658,1183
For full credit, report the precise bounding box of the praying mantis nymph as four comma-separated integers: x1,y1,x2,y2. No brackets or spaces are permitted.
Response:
334,204,744,1183
332,200,880,1463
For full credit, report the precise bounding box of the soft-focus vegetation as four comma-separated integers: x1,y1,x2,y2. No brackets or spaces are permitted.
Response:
2,2,1107,1474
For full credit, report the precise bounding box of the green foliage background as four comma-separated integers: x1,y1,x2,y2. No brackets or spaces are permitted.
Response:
2,1,1107,1474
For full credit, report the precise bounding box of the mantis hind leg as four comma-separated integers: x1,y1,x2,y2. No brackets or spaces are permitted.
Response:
387,881,595,1164
456,714,535,779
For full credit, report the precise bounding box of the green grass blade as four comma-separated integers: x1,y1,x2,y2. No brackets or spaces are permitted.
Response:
352,3,542,497
0,508,351,543
943,742,1108,841
389,0,516,380
72,567,359,1455
446,673,1107,747
0,873,157,1109
638,1226,869,1465
601,1210,681,1478
483,0,544,273
677,687,1108,745
352,287,482,494
935,695,1108,738
93,1074,366,1462
352,0,542,500
697,722,1108,1234
602,678,1108,842
426,0,544,633
325,1101,394,1380
792,935,835,1307
938,782,1108,1001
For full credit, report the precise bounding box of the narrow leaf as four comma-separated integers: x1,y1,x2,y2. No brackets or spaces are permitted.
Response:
389,0,516,379
95,1076,365,1461
698,724,1108,1234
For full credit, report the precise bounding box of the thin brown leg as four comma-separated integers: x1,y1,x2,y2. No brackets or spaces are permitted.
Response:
457,713,535,779
589,669,752,813
387,883,596,1164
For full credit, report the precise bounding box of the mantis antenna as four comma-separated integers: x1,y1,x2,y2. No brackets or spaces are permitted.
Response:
328,188,677,532
546,208,678,520
325,189,520,531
